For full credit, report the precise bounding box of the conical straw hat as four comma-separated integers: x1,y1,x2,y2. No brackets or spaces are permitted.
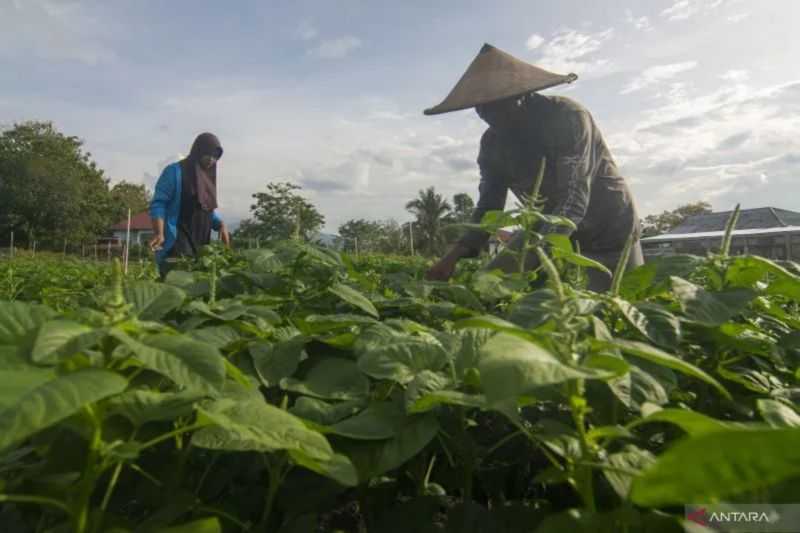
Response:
424,43,578,116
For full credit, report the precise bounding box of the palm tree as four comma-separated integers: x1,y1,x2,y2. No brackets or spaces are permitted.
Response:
405,186,452,256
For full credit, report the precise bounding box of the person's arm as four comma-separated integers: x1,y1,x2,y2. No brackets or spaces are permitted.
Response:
148,166,175,251
426,131,507,280
211,212,231,247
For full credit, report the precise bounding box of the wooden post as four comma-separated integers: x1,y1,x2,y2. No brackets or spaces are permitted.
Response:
107,241,111,261
124,208,132,275
9,231,13,259
82,243,85,258
94,244,98,261
409,223,414,256
63,239,67,257
32,241,36,256
354,237,359,257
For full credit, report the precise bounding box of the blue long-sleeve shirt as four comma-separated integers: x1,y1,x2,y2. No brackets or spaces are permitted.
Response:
149,162,223,265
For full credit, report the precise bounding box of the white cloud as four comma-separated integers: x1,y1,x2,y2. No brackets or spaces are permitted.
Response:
308,35,362,59
0,0,117,65
720,69,750,83
533,28,615,77
525,33,545,50
611,79,800,215
660,0,727,21
621,61,699,94
625,9,653,31
727,12,751,23
295,20,318,41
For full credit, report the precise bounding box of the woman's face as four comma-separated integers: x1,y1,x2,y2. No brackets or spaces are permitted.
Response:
199,154,217,170
475,97,522,129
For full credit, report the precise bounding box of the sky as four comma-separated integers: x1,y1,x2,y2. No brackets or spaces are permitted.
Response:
2,0,799,233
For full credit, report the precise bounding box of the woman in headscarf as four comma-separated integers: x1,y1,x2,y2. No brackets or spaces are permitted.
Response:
149,132,231,279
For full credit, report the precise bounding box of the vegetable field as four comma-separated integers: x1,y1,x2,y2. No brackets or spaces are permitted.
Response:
2,214,800,532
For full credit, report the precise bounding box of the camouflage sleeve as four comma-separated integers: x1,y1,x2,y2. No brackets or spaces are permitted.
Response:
538,111,594,237
457,130,508,256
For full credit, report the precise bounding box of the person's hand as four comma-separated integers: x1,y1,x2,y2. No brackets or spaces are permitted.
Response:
149,233,165,252
425,257,457,281
220,226,232,248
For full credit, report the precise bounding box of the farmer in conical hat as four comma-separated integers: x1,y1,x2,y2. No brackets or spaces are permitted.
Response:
424,44,643,292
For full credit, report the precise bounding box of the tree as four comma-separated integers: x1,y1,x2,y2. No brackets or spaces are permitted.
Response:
405,186,452,256
110,181,151,223
338,218,383,254
451,192,475,223
0,121,114,246
641,201,713,237
235,182,324,242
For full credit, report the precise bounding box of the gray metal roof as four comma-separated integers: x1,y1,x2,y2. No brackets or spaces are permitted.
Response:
667,207,800,234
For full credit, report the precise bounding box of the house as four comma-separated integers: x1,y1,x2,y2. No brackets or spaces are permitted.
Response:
641,207,800,261
107,211,154,246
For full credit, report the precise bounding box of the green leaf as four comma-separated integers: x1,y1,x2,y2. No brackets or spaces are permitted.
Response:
628,408,740,437
156,517,222,533
603,445,657,499
186,326,241,349
610,339,731,400
124,281,186,320
281,358,370,400
327,402,405,440
631,427,800,506
404,370,452,412
670,277,755,326
619,254,705,300
453,315,532,338
290,397,367,426
479,333,610,404
547,234,612,275
0,301,54,350
328,283,379,318
611,299,680,350
507,290,558,329
301,314,378,334
193,391,357,486
408,390,488,414
356,325,450,385
341,412,439,482
113,332,225,395
727,255,800,301
757,399,800,428
0,368,127,450
250,336,307,387
31,320,104,364
0,367,56,410
164,270,210,298
107,390,201,427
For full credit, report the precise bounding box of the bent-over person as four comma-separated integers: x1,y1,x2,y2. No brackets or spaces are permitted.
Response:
424,44,642,292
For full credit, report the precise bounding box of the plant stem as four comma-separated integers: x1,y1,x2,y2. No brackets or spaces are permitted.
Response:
610,230,635,296
0,494,71,515
73,406,104,533
257,455,288,531
141,421,207,450
720,203,741,257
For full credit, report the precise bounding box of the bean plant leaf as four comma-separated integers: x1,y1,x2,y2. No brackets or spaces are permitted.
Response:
113,331,225,395
757,399,800,428
726,255,800,301
107,390,202,427
631,427,800,506
124,281,186,320
0,367,56,410
156,517,222,533
31,320,104,364
479,333,611,404
356,325,450,384
0,368,127,450
326,402,405,440
250,336,307,387
628,408,741,436
281,358,370,400
619,254,705,300
328,283,379,318
610,339,731,400
0,301,54,351
670,277,755,326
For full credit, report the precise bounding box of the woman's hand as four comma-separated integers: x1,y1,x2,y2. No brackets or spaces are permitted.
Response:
149,233,165,251
220,224,232,248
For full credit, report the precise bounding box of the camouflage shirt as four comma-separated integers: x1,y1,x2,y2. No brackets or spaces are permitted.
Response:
459,94,641,254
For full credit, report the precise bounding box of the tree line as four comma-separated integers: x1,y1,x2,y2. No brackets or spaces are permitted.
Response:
0,121,709,254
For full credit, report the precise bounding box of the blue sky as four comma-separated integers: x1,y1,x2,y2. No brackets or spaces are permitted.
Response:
2,0,799,232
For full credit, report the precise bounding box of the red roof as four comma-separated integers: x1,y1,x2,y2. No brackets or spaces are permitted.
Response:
110,211,151,231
